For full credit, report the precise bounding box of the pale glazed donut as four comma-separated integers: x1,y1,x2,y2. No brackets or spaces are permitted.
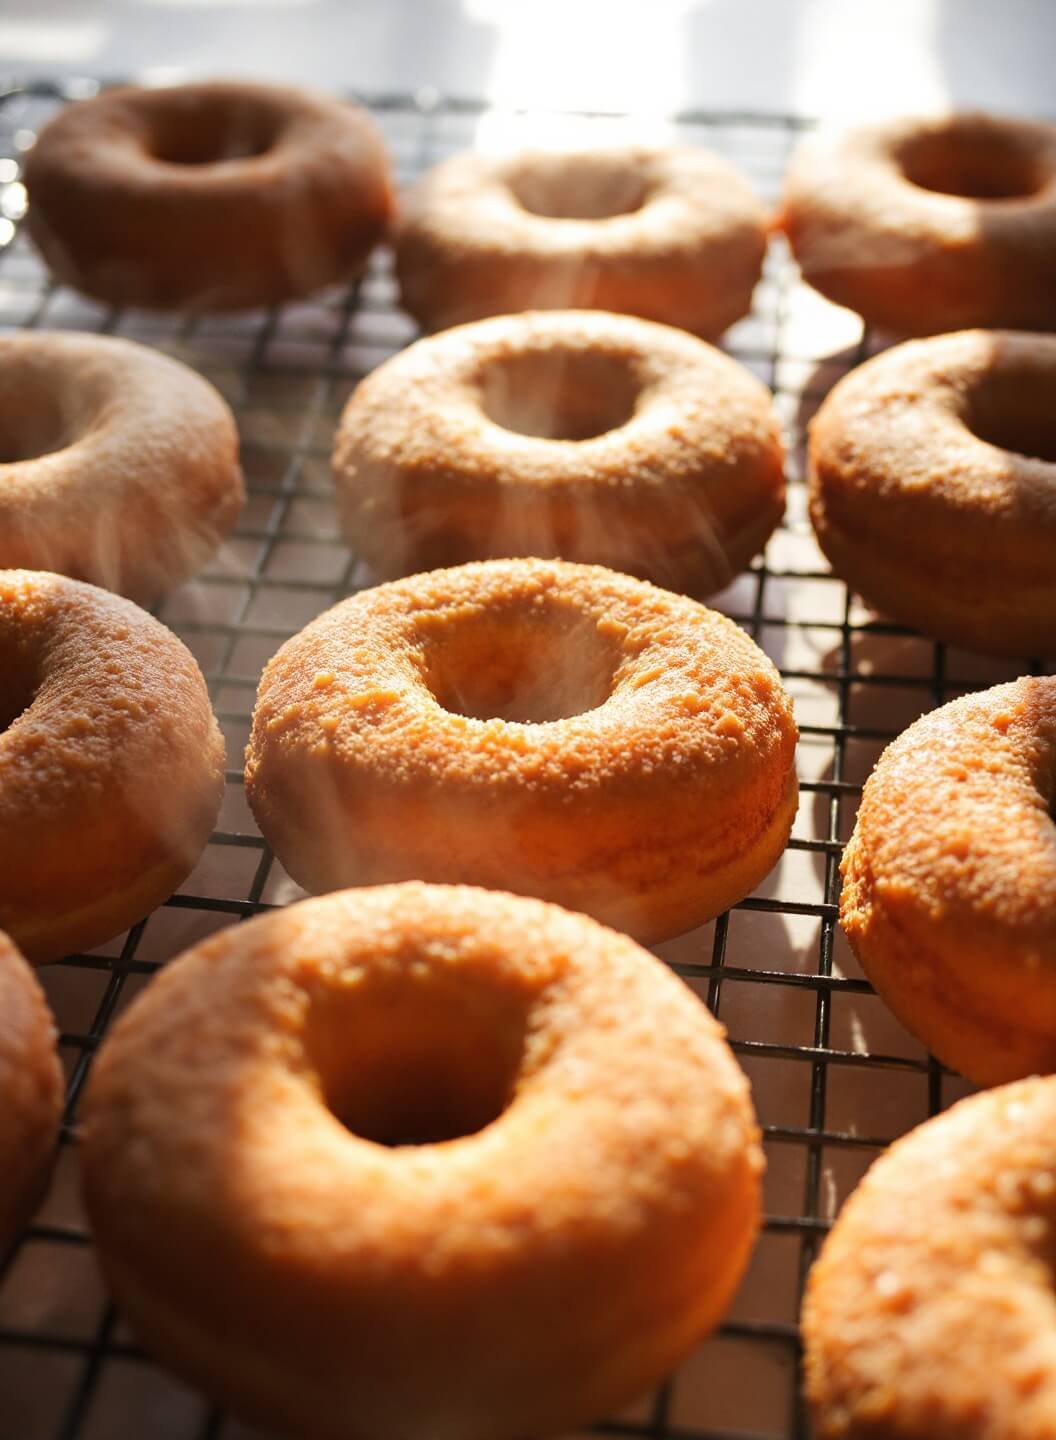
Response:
804,1076,1056,1439
782,112,1056,334
333,310,785,594
24,80,394,310
0,331,244,602
245,559,799,943
841,676,1056,1087
81,882,763,1440
808,330,1056,658
0,931,62,1253
0,571,225,963
396,145,768,337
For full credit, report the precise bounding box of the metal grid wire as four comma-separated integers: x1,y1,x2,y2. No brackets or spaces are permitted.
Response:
0,78,1050,1440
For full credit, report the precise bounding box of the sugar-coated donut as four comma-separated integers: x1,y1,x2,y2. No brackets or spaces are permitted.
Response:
0,571,225,963
24,80,394,310
809,330,1056,658
804,1076,1056,1439
396,145,768,337
245,559,798,943
0,931,62,1253
333,310,785,594
81,882,763,1440
782,112,1056,334
841,676,1056,1087
0,331,244,602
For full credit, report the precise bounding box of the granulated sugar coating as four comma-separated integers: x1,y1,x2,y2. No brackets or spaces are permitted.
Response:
81,882,763,1440
841,674,1056,1085
245,557,798,942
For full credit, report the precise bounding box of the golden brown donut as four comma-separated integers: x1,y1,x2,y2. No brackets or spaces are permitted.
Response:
781,111,1056,334
841,675,1056,1087
0,570,225,963
809,330,1056,658
0,931,62,1253
81,882,763,1440
0,331,243,602
803,1076,1056,1439
245,558,799,943
333,310,785,594
395,145,768,337
24,80,394,310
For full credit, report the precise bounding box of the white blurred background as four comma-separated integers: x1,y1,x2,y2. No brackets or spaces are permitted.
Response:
0,0,1051,120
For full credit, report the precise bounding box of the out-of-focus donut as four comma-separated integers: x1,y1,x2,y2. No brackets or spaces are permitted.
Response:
0,930,62,1252
396,144,768,337
782,112,1056,334
333,310,785,594
0,331,243,601
24,80,394,309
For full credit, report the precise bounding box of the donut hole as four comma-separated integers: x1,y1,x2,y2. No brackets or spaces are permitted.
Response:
0,391,72,463
897,129,1043,200
307,980,526,1146
424,603,621,723
146,98,283,166
968,375,1056,463
507,154,647,220
480,350,640,442
0,647,39,732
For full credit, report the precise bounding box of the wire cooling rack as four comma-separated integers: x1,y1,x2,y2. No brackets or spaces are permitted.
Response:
0,77,1050,1440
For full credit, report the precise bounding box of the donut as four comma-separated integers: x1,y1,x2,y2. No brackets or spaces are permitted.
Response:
81,882,763,1440
841,675,1056,1087
781,111,1056,334
0,931,62,1253
0,570,225,963
803,1076,1056,1439
244,558,799,943
23,80,394,310
395,145,768,337
0,331,244,602
808,330,1056,658
332,310,785,594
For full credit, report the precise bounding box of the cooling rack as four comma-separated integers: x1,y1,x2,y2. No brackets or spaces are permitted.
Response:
0,77,1049,1440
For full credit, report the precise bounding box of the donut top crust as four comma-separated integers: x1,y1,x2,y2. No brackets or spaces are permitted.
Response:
842,675,1056,1020
82,884,761,1354
0,330,243,600
782,112,1056,334
24,80,394,309
84,883,760,1249
804,1076,1056,1439
0,931,62,1244
247,557,795,807
333,310,785,589
396,144,767,336
809,330,1056,586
